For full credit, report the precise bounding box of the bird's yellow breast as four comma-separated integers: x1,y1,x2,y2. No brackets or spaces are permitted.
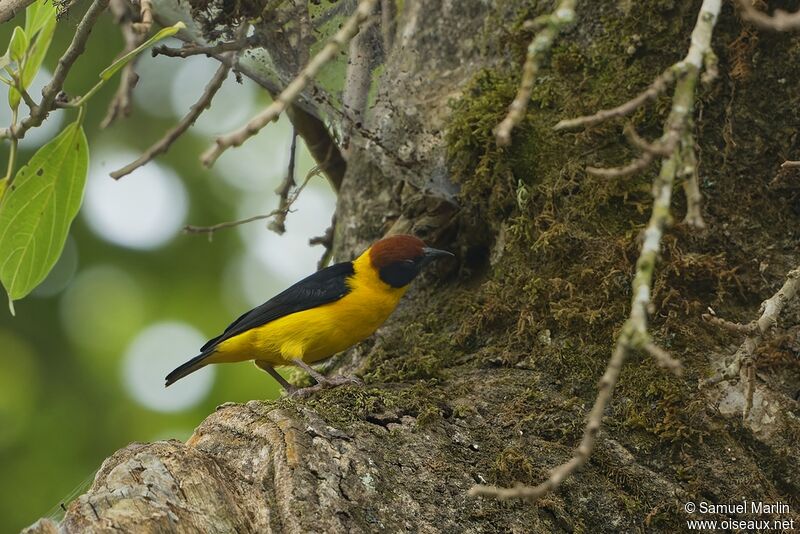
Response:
209,252,407,366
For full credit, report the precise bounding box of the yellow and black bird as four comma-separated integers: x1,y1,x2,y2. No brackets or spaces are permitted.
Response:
165,234,453,394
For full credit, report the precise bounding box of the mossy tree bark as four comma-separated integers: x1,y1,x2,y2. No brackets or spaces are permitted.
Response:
26,0,800,532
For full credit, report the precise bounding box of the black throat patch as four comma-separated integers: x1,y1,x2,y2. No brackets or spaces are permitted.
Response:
379,260,421,288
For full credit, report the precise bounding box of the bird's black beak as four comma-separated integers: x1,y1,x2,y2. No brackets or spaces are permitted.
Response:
420,247,454,267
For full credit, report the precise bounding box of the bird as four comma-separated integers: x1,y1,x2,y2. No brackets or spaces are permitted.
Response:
165,234,453,395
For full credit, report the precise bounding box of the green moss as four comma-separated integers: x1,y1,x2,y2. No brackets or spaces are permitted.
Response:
439,0,774,470
285,381,446,429
260,0,800,525
490,444,543,486
446,70,520,226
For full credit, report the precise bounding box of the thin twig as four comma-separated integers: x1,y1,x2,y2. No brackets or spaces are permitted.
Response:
200,48,347,190
623,124,674,157
285,104,347,191
495,1,576,146
268,128,298,234
645,342,684,376
735,0,800,31
200,0,378,168
184,165,321,237
557,5,709,226
554,68,676,131
152,38,255,59
701,312,757,335
679,131,706,229
586,151,655,178
131,0,152,33
147,9,346,190
101,0,146,129
110,60,232,179
15,83,38,112
587,127,680,178
0,0,35,24
3,109,18,185
0,0,110,141
702,267,800,420
471,0,721,502
310,214,336,270
781,160,800,168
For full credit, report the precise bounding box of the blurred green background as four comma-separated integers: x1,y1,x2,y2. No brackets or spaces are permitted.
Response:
0,7,335,532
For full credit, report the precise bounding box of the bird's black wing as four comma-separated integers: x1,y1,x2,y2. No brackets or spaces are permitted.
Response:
200,261,355,352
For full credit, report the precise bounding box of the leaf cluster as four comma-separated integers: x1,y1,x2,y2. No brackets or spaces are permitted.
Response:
0,5,183,314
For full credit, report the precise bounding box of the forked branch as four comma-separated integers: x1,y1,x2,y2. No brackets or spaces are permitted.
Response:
735,0,800,31
701,267,800,420
184,166,321,238
0,0,110,141
200,0,378,167
494,0,576,146
470,0,721,502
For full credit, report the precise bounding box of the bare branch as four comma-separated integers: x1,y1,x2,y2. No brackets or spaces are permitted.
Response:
200,0,378,168
0,0,35,24
471,0,720,503
494,1,576,146
152,38,255,59
556,3,712,228
735,0,800,32
1,0,110,141
131,0,152,34
184,166,321,237
16,84,38,112
701,312,757,335
781,160,800,168
101,0,147,129
554,68,676,132
623,124,673,157
679,132,706,229
702,267,800,419
586,151,655,178
285,104,347,191
644,342,683,376
267,128,298,234
586,127,682,178
192,46,347,190
586,128,680,178
310,215,336,270
110,60,231,179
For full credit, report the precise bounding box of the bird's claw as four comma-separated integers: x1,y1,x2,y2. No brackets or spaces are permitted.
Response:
288,375,364,398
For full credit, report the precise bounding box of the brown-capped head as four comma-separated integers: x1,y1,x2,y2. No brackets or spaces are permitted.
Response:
368,234,453,288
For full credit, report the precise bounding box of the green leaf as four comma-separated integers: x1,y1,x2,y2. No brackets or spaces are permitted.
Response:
0,118,89,307
8,84,21,111
9,3,56,110
99,22,185,81
21,7,55,89
9,27,28,62
24,0,56,38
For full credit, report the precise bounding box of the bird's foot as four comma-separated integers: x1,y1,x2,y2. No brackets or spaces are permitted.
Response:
289,375,364,398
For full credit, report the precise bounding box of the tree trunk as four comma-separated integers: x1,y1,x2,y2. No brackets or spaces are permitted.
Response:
25,0,800,532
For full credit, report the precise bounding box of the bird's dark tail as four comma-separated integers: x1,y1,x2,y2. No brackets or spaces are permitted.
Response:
165,352,211,387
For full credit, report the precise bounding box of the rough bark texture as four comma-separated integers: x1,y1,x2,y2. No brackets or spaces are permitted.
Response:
26,0,800,532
